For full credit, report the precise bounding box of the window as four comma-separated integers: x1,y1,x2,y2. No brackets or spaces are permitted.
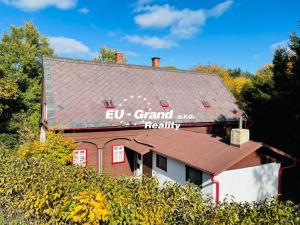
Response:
112,145,125,164
186,166,203,186
160,100,169,108
103,100,115,109
73,149,87,167
202,101,211,108
156,154,167,171
137,153,141,160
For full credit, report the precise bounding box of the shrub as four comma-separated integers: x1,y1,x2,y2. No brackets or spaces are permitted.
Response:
0,150,299,224
68,191,109,224
18,132,75,165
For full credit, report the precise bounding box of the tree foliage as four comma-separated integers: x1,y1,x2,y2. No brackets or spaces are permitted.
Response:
0,151,299,224
19,132,75,165
68,191,109,224
242,32,300,201
95,47,127,64
0,22,54,147
228,67,254,78
194,64,252,103
242,33,300,155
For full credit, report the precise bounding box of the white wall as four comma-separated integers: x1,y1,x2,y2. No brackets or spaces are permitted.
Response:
201,172,214,198
151,152,212,198
216,162,280,202
151,153,280,203
152,152,186,185
135,154,143,177
39,125,46,142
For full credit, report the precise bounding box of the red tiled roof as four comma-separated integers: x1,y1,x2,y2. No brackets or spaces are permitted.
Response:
124,140,150,155
135,129,262,175
43,56,241,129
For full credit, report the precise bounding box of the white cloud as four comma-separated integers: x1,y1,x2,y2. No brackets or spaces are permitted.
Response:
133,0,154,12
270,39,289,51
207,0,233,17
133,0,233,39
48,36,90,55
125,35,175,49
78,7,89,14
170,9,206,39
0,0,77,11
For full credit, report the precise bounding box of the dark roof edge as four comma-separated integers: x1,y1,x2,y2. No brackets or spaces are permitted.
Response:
262,143,300,162
42,56,219,76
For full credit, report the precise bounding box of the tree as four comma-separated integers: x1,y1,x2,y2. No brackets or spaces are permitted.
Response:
0,22,54,147
229,68,254,78
241,34,300,201
242,32,300,157
194,64,252,104
95,47,127,63
194,64,233,89
256,63,273,79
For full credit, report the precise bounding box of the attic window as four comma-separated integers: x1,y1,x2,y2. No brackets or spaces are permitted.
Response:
202,101,211,108
160,100,169,108
103,100,115,109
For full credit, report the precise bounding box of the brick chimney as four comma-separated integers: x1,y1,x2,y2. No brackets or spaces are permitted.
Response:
115,52,124,64
151,57,160,68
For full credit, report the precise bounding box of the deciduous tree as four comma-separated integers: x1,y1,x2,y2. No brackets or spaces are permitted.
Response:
95,46,127,63
0,22,54,146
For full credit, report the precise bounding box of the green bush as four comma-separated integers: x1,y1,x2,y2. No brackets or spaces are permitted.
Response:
18,132,75,165
0,150,299,225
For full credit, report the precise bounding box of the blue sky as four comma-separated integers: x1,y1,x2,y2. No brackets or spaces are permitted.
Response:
0,0,299,73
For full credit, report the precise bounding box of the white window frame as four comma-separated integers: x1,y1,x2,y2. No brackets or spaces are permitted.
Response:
73,149,87,167
112,145,125,164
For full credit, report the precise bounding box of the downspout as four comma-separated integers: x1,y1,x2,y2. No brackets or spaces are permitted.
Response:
211,175,219,205
278,160,297,196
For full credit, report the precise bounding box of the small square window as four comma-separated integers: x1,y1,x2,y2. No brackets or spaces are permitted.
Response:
103,100,115,109
112,145,125,164
73,149,87,167
160,100,169,108
202,101,211,108
186,166,203,186
156,154,167,171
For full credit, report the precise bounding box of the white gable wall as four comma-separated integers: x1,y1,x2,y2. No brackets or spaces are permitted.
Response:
201,172,214,198
152,152,186,185
151,153,280,202
152,152,214,198
215,162,280,202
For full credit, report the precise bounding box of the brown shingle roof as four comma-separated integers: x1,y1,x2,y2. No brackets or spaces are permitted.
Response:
43,56,241,129
135,129,262,175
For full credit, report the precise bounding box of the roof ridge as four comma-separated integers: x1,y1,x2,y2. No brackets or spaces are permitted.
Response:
42,55,219,76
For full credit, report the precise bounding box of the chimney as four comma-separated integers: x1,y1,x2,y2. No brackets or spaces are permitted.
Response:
230,116,250,146
115,52,124,64
151,57,160,68
230,129,250,146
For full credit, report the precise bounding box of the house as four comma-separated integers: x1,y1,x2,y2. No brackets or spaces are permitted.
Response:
40,54,297,203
